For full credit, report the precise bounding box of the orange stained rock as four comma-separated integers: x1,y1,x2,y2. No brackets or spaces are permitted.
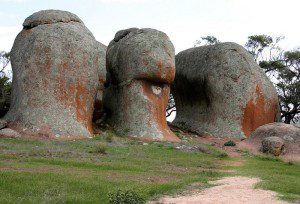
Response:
141,81,180,142
75,80,93,133
242,85,279,137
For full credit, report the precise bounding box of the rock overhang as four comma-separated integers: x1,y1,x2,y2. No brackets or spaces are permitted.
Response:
106,28,175,85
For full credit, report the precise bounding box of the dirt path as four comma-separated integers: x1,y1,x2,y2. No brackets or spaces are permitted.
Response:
151,176,288,204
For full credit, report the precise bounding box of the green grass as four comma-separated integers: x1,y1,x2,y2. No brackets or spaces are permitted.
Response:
228,153,300,202
0,134,299,203
0,135,225,203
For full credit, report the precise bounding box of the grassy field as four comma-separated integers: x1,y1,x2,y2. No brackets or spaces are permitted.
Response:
0,132,299,203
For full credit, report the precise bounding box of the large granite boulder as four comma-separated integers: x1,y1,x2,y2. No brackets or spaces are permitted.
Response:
103,28,179,141
173,42,280,139
5,10,102,139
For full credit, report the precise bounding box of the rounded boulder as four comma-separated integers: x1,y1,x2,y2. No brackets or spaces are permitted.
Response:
5,10,102,139
172,42,280,139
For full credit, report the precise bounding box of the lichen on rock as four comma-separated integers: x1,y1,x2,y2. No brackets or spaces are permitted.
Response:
172,42,280,139
103,28,179,142
5,10,103,139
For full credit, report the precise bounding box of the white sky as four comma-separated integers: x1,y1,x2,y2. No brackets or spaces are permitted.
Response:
0,0,299,53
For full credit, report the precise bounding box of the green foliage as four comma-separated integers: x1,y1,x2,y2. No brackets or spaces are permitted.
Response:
194,35,220,47
108,190,145,204
259,60,285,70
248,35,273,48
0,51,11,117
224,140,236,147
105,132,114,143
93,142,107,154
216,152,228,158
245,34,282,63
0,75,11,94
245,35,300,123
285,50,300,60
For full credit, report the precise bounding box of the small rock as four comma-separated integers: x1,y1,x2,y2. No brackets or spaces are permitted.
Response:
261,136,285,156
0,119,7,130
250,122,300,143
0,128,21,138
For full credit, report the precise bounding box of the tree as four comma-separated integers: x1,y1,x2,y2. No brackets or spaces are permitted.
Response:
0,51,10,72
194,35,220,47
276,50,300,123
0,51,11,117
245,35,300,124
166,93,176,118
244,35,285,73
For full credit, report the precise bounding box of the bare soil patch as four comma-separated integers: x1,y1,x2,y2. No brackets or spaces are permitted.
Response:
151,176,288,204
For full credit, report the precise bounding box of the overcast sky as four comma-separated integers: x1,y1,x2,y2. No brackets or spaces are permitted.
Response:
0,0,299,54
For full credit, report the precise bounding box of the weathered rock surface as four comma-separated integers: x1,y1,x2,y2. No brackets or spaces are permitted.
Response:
103,28,179,141
93,42,107,122
250,122,300,143
172,42,280,139
0,128,21,138
5,10,102,139
261,136,285,156
0,119,7,130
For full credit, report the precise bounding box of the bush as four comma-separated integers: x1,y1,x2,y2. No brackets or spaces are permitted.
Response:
224,140,236,147
217,152,228,158
94,142,107,154
108,189,145,204
105,132,114,143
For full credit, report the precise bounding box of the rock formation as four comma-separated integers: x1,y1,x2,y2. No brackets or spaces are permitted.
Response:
250,122,300,156
172,42,280,139
250,122,300,143
261,136,285,156
5,10,102,139
103,28,179,141
93,42,107,122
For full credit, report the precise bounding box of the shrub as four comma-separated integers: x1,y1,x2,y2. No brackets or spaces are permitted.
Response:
108,189,145,204
94,142,107,154
217,152,228,158
224,140,236,147
105,132,114,143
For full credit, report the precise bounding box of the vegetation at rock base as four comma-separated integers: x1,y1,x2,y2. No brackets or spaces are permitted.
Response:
224,140,236,147
0,133,299,203
108,189,145,204
0,51,11,117
93,142,108,154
